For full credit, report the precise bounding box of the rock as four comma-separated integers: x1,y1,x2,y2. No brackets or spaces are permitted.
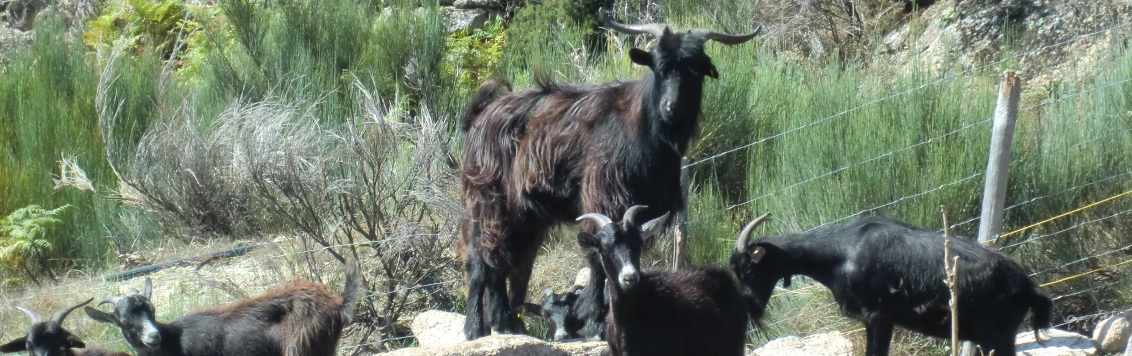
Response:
1015,328,1095,356
5,0,46,31
377,334,608,356
411,310,467,347
0,25,33,63
452,0,502,10
442,7,494,33
573,268,590,287
1094,311,1132,353
749,331,854,356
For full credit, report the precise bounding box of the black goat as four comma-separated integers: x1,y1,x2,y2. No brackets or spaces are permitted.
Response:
84,263,363,356
1,299,131,356
536,258,607,342
538,285,584,341
459,11,760,340
578,206,748,356
731,214,1053,356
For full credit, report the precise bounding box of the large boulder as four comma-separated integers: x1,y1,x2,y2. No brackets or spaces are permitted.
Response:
749,331,854,356
410,310,467,347
1015,328,1095,356
1094,311,1132,354
377,334,608,356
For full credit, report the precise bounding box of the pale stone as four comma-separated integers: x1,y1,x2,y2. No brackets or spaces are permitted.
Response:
749,331,854,356
1093,311,1132,353
1016,328,1095,356
410,310,467,347
377,334,608,356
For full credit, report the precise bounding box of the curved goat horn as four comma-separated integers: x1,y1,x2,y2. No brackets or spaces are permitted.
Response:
735,213,772,252
601,10,669,38
623,205,649,224
16,306,42,323
50,298,93,326
98,296,124,307
577,213,614,229
689,25,763,45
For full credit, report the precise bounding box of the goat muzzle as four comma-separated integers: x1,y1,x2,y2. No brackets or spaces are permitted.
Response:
618,267,640,290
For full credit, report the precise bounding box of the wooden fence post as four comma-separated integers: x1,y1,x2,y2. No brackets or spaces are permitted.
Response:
964,71,1021,356
673,157,690,270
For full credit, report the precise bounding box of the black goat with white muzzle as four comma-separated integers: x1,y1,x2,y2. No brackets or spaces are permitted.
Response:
731,214,1053,356
578,206,748,356
1,299,130,356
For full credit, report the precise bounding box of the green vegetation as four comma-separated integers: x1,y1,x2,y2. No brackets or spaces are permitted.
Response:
1,0,1131,353
0,204,70,286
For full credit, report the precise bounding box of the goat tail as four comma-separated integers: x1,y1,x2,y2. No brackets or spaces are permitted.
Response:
1030,292,1054,345
339,260,364,325
463,77,512,132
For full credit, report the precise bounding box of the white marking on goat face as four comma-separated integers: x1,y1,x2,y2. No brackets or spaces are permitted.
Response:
139,320,161,348
554,327,570,341
618,265,639,289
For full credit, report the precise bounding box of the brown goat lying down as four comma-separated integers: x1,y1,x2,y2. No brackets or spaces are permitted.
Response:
85,262,363,356
2,298,131,356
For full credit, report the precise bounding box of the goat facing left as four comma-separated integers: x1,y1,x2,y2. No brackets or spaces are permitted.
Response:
1,298,130,356
84,262,363,356
578,206,748,356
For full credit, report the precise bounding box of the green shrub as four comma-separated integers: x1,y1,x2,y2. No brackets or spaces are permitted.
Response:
0,205,70,286
442,18,505,96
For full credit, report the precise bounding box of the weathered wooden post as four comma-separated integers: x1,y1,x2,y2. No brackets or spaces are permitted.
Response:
964,71,1021,356
977,70,1022,243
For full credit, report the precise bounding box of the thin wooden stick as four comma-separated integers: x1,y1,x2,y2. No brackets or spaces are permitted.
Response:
942,205,960,356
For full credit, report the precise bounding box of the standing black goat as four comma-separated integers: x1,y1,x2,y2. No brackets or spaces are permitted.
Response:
1,299,131,356
459,11,760,340
731,214,1053,356
84,263,362,356
578,206,748,356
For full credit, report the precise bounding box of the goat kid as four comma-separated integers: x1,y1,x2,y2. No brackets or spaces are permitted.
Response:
578,206,748,356
1,299,130,356
84,262,363,356
731,214,1053,356
537,252,608,341
459,11,761,340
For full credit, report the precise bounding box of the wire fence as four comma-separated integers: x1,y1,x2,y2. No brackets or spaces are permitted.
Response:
687,17,1132,355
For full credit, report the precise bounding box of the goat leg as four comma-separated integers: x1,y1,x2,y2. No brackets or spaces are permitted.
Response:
463,257,491,340
487,267,522,334
864,320,895,356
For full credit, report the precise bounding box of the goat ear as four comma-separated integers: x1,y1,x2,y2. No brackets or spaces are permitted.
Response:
629,48,653,67
639,212,670,244
84,306,118,325
782,275,793,289
705,64,719,79
749,246,767,264
143,278,153,299
0,336,27,353
577,232,601,250
66,334,86,348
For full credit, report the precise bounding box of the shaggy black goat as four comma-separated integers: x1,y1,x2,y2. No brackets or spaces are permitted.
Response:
731,214,1053,356
84,263,362,356
1,299,131,356
459,11,760,340
578,206,748,356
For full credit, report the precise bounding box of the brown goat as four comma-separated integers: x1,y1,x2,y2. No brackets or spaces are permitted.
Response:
459,12,761,339
1,299,132,356
84,262,363,356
